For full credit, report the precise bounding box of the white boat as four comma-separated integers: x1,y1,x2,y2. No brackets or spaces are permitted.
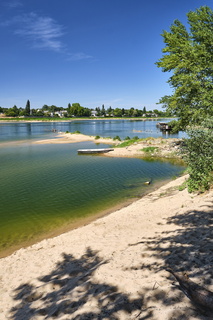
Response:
77,148,114,154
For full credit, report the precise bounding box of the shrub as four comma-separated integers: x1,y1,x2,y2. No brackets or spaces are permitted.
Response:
181,118,213,192
168,120,182,133
95,135,100,139
113,136,121,141
124,136,131,140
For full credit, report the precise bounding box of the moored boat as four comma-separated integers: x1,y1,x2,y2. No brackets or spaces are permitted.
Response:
77,148,114,154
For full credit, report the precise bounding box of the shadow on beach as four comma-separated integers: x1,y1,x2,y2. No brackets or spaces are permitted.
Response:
9,200,213,319
128,201,213,319
9,248,145,320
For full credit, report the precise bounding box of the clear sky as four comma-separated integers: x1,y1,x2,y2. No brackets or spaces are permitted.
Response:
1,0,213,110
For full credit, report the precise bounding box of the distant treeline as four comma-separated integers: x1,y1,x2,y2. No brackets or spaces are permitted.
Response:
0,101,171,118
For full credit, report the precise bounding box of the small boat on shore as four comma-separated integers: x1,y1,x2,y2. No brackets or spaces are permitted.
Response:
78,148,114,154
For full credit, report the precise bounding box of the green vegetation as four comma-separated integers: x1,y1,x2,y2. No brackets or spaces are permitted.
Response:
0,100,171,120
95,135,100,139
115,137,141,148
67,103,91,117
178,180,187,191
156,6,213,131
72,130,81,134
156,5,213,192
113,136,121,141
141,147,159,153
181,118,213,192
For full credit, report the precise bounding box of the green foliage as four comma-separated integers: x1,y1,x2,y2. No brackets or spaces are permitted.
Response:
156,6,213,129
124,136,131,140
132,136,139,140
95,135,100,139
116,137,142,148
181,118,213,192
141,147,159,153
67,103,91,117
25,100,30,116
178,181,187,191
113,136,121,141
168,120,181,133
72,130,81,134
5,105,19,117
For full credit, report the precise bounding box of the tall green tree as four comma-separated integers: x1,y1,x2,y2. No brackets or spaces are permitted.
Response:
25,100,31,116
101,104,106,116
156,6,213,130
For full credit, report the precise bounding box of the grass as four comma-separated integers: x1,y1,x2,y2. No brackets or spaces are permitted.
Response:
141,146,159,153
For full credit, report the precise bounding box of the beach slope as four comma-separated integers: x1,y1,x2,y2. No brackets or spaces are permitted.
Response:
0,175,212,319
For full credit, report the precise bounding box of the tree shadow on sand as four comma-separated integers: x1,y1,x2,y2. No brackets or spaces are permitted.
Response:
9,247,149,320
127,200,213,319
8,199,213,319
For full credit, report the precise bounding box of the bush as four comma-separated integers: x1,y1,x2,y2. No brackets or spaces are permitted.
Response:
181,118,213,192
113,136,121,141
168,120,182,133
124,136,131,140
72,130,81,134
95,135,100,139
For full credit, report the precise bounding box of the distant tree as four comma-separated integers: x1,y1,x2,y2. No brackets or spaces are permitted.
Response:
67,103,90,117
142,106,146,114
113,108,122,117
42,105,49,111
25,100,30,116
101,104,106,116
95,107,101,116
49,105,61,113
156,6,213,130
153,109,160,115
107,106,113,116
128,108,135,117
5,105,19,117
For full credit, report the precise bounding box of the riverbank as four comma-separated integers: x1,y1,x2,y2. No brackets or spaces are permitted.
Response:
0,175,212,319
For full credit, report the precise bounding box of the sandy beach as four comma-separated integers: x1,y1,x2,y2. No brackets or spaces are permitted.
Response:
0,173,212,319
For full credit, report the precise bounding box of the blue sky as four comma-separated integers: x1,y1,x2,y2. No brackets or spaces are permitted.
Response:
1,0,213,110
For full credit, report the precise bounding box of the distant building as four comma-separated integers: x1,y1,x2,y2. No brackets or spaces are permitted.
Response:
91,110,98,117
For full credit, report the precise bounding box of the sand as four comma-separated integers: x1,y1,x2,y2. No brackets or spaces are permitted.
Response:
0,174,213,320
35,132,182,160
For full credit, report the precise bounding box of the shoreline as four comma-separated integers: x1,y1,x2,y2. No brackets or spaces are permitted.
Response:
0,117,174,122
35,132,184,162
0,175,212,319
